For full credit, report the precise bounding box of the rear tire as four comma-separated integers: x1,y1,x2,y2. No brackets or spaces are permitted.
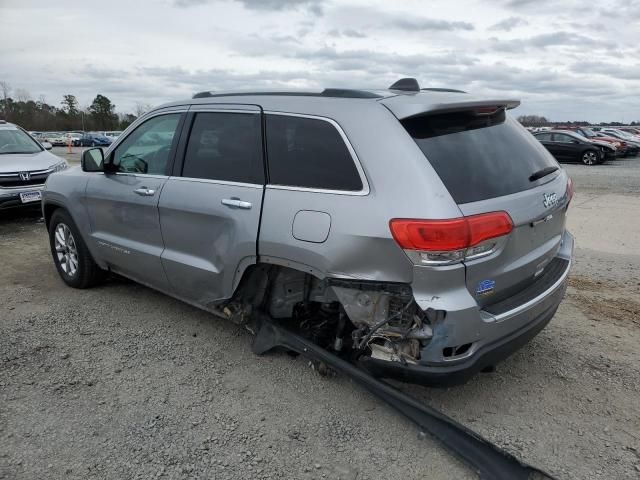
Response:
49,209,105,288
581,149,599,166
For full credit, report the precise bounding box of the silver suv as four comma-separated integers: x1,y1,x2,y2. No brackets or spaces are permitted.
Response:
0,120,67,209
43,79,574,385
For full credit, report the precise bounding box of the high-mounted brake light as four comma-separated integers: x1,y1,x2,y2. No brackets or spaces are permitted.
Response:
389,212,513,265
473,106,502,116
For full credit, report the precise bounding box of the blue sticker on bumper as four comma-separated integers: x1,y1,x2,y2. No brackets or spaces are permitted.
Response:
476,279,496,295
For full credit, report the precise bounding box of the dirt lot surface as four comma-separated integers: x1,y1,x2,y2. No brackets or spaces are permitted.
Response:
1,155,639,480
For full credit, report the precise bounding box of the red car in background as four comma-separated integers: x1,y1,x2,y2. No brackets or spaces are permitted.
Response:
619,127,640,136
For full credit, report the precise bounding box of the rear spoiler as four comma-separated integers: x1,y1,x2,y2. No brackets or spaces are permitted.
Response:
380,96,521,120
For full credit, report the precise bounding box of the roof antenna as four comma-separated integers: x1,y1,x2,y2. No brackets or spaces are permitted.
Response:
389,78,420,92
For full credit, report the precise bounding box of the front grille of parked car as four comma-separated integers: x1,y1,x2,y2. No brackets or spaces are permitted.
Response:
482,257,570,316
0,170,52,188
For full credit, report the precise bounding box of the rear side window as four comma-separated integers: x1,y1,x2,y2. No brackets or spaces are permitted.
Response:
266,114,363,191
553,133,573,143
535,133,552,141
402,111,557,204
182,112,263,184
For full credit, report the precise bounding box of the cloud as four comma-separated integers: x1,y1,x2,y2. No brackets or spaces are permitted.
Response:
328,28,367,39
2,0,639,122
569,61,640,81
488,16,528,31
490,31,617,53
390,18,474,31
504,0,549,7
174,0,325,14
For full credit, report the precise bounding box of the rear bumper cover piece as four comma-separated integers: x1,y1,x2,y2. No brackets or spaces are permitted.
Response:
252,318,557,480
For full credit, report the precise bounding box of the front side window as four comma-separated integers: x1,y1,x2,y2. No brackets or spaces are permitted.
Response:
265,114,363,191
181,112,263,184
112,114,181,174
0,126,42,155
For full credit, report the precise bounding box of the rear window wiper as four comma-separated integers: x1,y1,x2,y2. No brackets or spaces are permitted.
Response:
529,166,558,182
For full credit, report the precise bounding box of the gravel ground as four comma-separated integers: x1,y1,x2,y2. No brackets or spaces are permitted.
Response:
1,154,639,480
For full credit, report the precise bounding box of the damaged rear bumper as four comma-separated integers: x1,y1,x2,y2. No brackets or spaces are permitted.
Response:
359,296,561,386
361,231,574,386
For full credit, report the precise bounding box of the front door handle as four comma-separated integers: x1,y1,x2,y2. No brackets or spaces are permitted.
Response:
221,198,252,209
134,187,156,196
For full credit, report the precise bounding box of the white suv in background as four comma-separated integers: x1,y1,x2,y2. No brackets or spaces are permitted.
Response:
0,120,67,209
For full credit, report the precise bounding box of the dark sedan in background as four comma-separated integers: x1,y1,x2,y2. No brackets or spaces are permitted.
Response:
533,130,616,165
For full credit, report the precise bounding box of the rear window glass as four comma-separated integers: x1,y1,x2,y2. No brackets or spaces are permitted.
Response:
535,133,552,141
266,114,363,191
402,111,558,204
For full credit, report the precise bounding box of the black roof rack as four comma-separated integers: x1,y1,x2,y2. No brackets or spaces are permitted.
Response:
421,87,467,93
192,89,382,100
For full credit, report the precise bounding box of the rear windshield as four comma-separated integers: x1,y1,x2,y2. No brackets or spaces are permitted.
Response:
401,110,558,204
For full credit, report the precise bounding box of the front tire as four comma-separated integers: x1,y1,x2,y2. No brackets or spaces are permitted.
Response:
581,149,599,166
49,210,105,288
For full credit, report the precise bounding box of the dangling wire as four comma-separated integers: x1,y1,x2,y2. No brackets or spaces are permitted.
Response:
356,298,415,351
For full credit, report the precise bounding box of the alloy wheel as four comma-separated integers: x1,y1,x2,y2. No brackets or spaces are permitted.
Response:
54,223,79,276
583,151,598,165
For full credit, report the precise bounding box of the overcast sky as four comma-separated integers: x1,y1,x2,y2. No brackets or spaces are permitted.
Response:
1,0,639,122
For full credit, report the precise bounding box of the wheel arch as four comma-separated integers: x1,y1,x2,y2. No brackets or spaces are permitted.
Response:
43,200,65,229
43,199,106,269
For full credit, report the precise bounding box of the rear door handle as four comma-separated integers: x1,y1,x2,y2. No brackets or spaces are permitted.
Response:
221,198,252,209
134,187,156,196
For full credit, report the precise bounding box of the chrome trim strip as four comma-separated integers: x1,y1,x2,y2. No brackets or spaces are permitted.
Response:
263,110,370,196
95,172,169,180
168,176,263,189
484,257,571,323
189,107,261,114
0,183,45,191
0,167,54,177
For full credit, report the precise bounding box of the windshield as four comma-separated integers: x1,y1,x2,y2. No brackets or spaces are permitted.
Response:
567,131,588,141
616,131,636,139
0,127,43,155
580,128,597,137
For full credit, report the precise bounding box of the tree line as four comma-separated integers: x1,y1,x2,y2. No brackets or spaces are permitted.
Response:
0,81,148,132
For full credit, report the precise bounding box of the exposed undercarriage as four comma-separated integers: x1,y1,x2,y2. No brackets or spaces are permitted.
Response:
217,265,434,365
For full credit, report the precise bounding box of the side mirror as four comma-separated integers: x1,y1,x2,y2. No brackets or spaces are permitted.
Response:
571,139,579,144
81,147,104,172
42,141,53,150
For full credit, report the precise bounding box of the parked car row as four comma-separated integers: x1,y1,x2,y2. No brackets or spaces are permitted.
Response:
530,126,640,165
28,131,122,147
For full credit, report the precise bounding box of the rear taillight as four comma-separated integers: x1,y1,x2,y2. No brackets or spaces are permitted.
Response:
389,212,513,265
566,177,574,206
